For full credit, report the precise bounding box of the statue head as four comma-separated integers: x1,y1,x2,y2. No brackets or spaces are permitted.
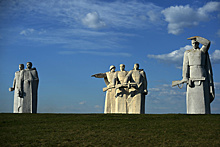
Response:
134,63,139,70
26,62,32,69
191,39,199,49
19,64,24,71
120,64,125,71
109,65,116,72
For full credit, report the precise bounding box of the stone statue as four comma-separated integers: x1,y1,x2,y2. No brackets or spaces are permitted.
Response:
113,64,129,114
9,64,24,113
172,36,215,114
92,65,116,113
19,62,39,113
124,63,148,114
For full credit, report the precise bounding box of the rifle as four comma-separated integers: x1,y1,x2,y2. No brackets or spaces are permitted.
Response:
172,77,206,88
103,85,115,92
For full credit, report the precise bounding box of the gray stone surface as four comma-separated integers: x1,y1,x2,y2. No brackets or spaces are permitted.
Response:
19,62,39,113
92,64,148,114
172,36,215,114
9,64,24,113
10,62,39,113
113,64,128,114
124,64,148,114
92,65,116,113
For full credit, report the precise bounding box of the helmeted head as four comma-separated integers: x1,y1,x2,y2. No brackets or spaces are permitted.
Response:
19,64,24,70
134,63,139,70
26,62,32,69
120,64,125,71
109,65,116,72
191,39,199,49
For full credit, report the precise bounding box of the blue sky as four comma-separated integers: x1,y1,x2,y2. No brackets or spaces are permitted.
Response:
0,0,220,114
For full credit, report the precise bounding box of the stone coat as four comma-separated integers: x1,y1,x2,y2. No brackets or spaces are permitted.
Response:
12,70,22,113
19,68,39,113
182,37,215,114
124,69,147,114
113,71,129,114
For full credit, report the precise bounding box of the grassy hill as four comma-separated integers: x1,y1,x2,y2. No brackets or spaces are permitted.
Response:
0,114,219,146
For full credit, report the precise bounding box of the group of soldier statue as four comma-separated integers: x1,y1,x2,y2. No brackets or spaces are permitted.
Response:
92,63,148,114
9,36,215,114
9,62,39,113
92,36,215,114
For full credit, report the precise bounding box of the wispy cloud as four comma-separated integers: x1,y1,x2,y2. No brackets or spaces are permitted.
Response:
147,83,186,113
59,50,132,57
148,45,220,67
79,101,86,105
162,2,220,35
210,50,220,64
0,0,163,29
20,28,35,36
147,45,191,68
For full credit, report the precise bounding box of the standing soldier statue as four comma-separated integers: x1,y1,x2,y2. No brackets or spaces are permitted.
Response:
92,65,116,113
172,36,215,114
9,64,24,113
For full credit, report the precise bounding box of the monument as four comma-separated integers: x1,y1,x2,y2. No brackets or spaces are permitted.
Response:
11,62,39,113
92,65,116,113
124,63,148,114
113,64,128,114
9,64,24,113
172,36,215,114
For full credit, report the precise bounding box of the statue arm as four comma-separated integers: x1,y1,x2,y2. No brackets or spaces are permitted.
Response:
196,36,211,53
140,71,148,94
187,36,210,53
182,51,189,82
123,71,132,84
32,69,39,81
112,72,118,86
12,75,16,89
9,76,16,91
91,73,107,78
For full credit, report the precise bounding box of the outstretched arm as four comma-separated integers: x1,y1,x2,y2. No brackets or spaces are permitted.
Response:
91,73,107,78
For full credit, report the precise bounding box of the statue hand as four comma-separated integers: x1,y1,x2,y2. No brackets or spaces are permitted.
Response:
181,78,188,83
9,87,14,91
143,90,148,95
187,36,199,40
91,74,96,77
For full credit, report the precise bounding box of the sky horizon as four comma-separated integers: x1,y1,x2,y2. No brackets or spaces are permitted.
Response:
0,0,220,114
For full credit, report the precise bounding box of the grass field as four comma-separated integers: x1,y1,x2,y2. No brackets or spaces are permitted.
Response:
0,114,219,146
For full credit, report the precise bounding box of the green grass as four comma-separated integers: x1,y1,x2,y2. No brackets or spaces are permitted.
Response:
0,114,219,146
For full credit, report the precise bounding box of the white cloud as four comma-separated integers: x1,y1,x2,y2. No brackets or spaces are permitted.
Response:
20,28,35,36
148,46,220,67
210,50,220,64
147,83,186,113
214,82,220,90
147,45,192,67
79,101,86,105
162,2,220,35
82,12,106,29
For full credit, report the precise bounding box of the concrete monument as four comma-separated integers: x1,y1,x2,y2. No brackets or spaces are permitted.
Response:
113,64,129,114
92,65,116,113
9,64,24,113
19,62,39,113
172,36,215,114
124,63,148,114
